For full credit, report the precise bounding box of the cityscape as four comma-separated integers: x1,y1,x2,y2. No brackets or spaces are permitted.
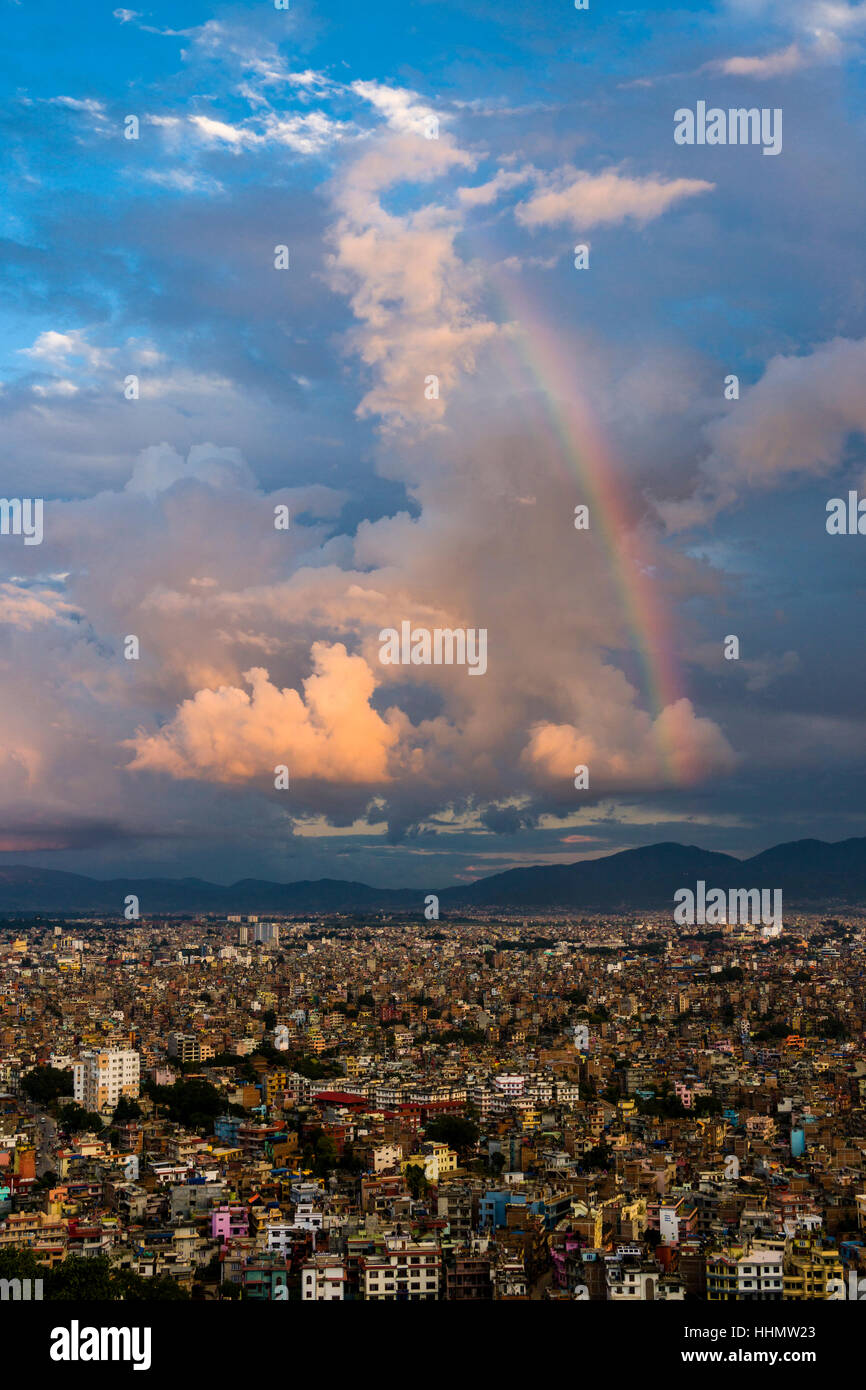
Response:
3,878,866,1306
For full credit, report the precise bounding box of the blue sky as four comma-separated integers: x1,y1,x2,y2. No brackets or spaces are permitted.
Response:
1,0,866,888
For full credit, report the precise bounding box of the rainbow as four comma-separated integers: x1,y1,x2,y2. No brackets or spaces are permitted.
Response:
492,277,695,785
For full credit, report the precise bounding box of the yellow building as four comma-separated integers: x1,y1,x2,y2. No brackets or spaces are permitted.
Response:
265,1070,290,1105
402,1142,458,1183
783,1240,843,1299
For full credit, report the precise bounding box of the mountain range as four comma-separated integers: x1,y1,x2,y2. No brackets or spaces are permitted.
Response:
0,837,865,915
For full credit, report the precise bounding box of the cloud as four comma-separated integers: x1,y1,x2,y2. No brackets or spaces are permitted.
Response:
31,378,79,398
351,80,441,135
260,110,351,154
722,0,866,60
189,114,259,148
145,106,352,162
20,329,113,371
659,337,866,529
523,697,737,791
9,32,851,881
325,131,500,427
0,583,79,631
713,336,866,486
124,443,257,498
0,400,741,859
707,44,807,77
742,650,800,692
45,96,107,116
515,169,714,231
140,169,225,195
457,167,533,207
127,642,402,783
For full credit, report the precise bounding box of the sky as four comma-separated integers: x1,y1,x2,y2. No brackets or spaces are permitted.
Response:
1,0,866,889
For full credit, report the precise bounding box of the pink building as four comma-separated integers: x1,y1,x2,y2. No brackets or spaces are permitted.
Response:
210,1205,249,1242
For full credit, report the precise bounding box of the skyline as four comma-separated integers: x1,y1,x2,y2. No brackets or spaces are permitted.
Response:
2,0,866,887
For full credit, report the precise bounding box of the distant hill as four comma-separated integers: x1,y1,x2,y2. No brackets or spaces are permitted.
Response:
1,836,866,915
0,865,413,914
439,837,866,909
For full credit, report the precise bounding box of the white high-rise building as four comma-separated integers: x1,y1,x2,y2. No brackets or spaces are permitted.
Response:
73,1049,140,1113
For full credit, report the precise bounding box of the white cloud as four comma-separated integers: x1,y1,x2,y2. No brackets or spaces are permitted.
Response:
351,80,441,135
708,43,807,76
31,378,79,397
325,127,500,428
189,114,259,148
45,95,107,118
21,329,113,370
515,168,714,231
140,168,225,194
261,110,352,155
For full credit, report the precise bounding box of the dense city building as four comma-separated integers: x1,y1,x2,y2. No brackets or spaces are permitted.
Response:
2,909,866,1302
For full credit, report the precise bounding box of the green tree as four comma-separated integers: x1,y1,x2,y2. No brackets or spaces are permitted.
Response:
314,1134,338,1176
0,1247,41,1282
404,1163,430,1200
20,1066,74,1106
49,1256,119,1301
143,1077,223,1130
0,1250,189,1300
57,1103,104,1134
423,1115,479,1154
112,1269,190,1301
112,1096,142,1124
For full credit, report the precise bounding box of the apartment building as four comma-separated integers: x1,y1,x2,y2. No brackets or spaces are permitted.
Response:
362,1233,441,1301
707,1248,784,1300
371,1143,403,1174
402,1141,458,1184
301,1254,346,1300
72,1049,140,1114
784,1239,845,1299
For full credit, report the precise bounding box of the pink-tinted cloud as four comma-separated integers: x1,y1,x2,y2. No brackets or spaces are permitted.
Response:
127,642,402,783
523,696,737,790
515,169,713,231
